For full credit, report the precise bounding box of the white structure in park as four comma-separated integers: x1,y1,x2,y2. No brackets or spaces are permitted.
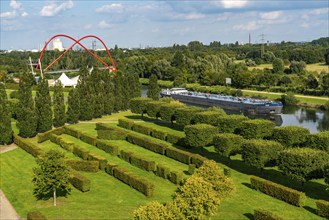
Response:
49,73,79,88
53,38,64,51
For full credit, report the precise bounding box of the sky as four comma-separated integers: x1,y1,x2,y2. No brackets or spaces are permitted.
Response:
1,0,328,50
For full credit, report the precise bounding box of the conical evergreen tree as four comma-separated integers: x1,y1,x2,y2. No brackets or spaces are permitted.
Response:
131,73,141,98
103,74,114,115
147,74,160,100
77,67,94,120
113,72,125,111
53,81,66,127
122,74,130,110
66,88,80,123
0,83,13,144
17,73,37,137
91,68,104,118
35,78,53,132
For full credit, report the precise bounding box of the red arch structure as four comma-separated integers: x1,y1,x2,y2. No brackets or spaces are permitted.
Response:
36,34,117,72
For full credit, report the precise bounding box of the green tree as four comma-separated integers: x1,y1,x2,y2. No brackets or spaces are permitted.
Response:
103,74,115,115
53,81,66,127
280,93,299,106
147,74,160,100
32,150,71,206
133,201,173,220
0,83,12,144
77,67,94,120
66,89,80,123
113,72,125,111
272,58,284,73
35,78,52,132
289,61,306,74
17,73,37,137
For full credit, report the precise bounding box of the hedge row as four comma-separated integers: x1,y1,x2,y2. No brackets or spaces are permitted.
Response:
36,127,64,143
254,209,283,220
13,134,43,157
63,126,81,139
214,133,245,158
120,150,157,172
96,139,119,156
126,133,168,155
66,160,99,172
184,124,218,148
80,133,97,146
250,176,306,207
27,211,47,220
175,106,203,126
129,97,152,115
165,147,193,164
306,131,329,153
132,123,152,135
271,126,310,147
316,200,329,219
97,129,127,140
237,119,275,139
87,152,107,170
69,170,91,192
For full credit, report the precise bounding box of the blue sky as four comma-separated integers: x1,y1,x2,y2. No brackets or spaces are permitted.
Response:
1,0,328,50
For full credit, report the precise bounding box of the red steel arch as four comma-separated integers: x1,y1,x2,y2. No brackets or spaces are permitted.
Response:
36,34,117,72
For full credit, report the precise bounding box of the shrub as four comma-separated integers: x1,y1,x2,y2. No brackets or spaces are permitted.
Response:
133,201,172,220
250,176,306,207
217,115,249,133
175,106,202,126
97,129,127,140
159,101,185,122
214,133,244,158
165,147,193,164
87,152,107,170
184,124,218,148
36,127,64,143
306,131,329,153
280,93,299,106
254,209,283,220
27,211,47,220
80,133,97,146
188,164,196,175
129,97,152,116
118,118,134,130
169,171,184,185
104,162,118,176
96,140,119,156
127,133,168,155
130,154,156,172
324,164,329,185
72,146,89,160
69,170,91,192
146,101,162,118
194,111,226,126
272,126,310,147
66,160,99,172
166,133,185,146
190,154,207,168
120,150,132,163
316,200,329,219
151,129,167,141
132,123,152,135
156,165,170,179
13,134,43,157
58,139,74,152
278,148,329,182
237,119,275,139
63,127,81,139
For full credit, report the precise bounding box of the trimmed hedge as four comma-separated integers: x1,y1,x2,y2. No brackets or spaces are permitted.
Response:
132,123,152,135
36,127,64,143
129,97,153,115
146,101,162,118
13,134,43,157
112,166,155,197
316,200,329,219
184,124,218,148
120,150,133,163
214,133,245,158
175,106,202,126
87,152,107,170
151,129,167,141
104,162,118,175
194,111,226,126
250,176,306,207
159,102,184,122
156,165,171,179
96,139,119,156
188,164,196,175
190,154,207,168
165,147,193,164
237,119,275,139
166,133,185,146
306,131,329,153
254,209,283,220
271,126,310,147
118,118,135,130
66,160,99,172
63,126,81,139
80,133,97,146
69,170,91,192
217,115,249,133
97,129,127,140
130,153,156,172
27,211,47,220
126,133,168,155
73,145,89,160
169,171,184,185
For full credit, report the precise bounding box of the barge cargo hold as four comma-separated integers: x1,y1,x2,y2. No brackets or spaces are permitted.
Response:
160,88,283,115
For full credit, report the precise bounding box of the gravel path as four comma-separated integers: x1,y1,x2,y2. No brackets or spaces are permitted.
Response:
0,144,17,154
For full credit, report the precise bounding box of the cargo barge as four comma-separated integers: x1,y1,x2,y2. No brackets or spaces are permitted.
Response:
160,88,283,115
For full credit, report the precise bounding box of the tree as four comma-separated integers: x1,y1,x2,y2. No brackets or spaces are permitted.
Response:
306,74,319,89
77,67,94,120
289,61,306,74
272,58,284,73
53,81,66,127
66,89,80,123
17,72,37,137
0,83,12,144
133,201,173,220
32,150,71,206
147,74,160,100
35,78,52,132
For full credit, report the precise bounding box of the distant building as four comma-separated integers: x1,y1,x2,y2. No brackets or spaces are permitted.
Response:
53,38,64,51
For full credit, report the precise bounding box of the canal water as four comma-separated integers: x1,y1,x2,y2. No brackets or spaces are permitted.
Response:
141,86,329,133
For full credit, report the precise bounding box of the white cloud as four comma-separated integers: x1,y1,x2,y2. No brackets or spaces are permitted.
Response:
84,24,92,29
185,13,205,20
0,11,16,18
21,12,28,17
302,7,329,20
96,3,123,13
40,0,74,17
233,21,261,31
10,0,21,9
98,20,111,29
260,11,283,20
219,0,248,9
152,28,160,33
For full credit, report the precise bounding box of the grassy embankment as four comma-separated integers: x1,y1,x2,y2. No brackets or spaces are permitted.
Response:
247,63,329,73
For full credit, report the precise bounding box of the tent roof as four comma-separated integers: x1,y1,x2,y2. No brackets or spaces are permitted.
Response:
56,73,74,86
70,75,80,85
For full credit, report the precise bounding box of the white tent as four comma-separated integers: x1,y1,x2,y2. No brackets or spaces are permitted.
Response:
70,76,80,87
50,73,78,87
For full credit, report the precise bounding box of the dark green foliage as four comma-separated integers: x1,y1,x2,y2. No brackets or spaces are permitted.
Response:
63,126,81,138
9,90,19,99
306,131,329,153
87,152,107,170
194,110,226,126
272,58,285,73
35,78,52,133
96,140,119,156
165,147,193,164
128,73,141,99
79,133,97,146
150,129,167,140
316,200,329,219
97,129,127,140
66,89,80,124
113,72,126,111
188,164,196,175
175,106,202,126
132,123,152,135
103,75,115,115
237,119,275,139
184,124,218,148
7,98,18,119
120,150,132,163
159,102,185,122
166,132,185,146
53,81,66,127
90,68,105,118
190,154,207,168
69,170,91,192
214,133,245,158
242,139,284,169
13,134,43,157
27,211,47,220
278,148,329,182
73,146,89,160
271,126,310,147
147,74,160,100
324,164,329,185
250,176,306,207
289,60,306,74
66,160,99,172
129,97,152,116
280,93,299,106
217,115,249,133
169,171,184,185
0,83,12,144
36,127,64,143
118,118,134,130
156,165,171,179
254,209,283,220
104,162,118,176
126,133,168,155
17,73,37,137
146,101,162,118
130,153,156,172
77,67,94,120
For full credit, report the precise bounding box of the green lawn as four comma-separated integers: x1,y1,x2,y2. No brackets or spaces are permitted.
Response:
247,63,329,73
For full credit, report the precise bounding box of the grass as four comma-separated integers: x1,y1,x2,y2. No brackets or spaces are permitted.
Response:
5,89,69,99
247,63,329,73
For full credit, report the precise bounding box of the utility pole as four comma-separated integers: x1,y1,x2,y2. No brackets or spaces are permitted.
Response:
29,57,35,75
259,33,265,58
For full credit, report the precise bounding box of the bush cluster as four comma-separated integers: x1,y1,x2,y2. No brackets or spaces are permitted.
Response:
271,126,310,147
254,209,283,220
146,101,163,118
127,133,168,155
166,133,185,146
190,154,207,168
306,131,329,153
87,152,107,170
217,115,249,133
118,118,134,130
250,176,306,207
66,160,99,172
214,133,245,158
132,123,152,135
165,147,193,164
316,200,329,219
194,110,226,126
96,140,119,156
156,165,171,179
237,119,275,139
169,171,184,185
36,127,64,143
159,101,185,122
13,134,43,157
175,106,202,126
130,153,156,172
129,97,152,116
184,124,218,148
151,128,167,141
63,126,81,139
